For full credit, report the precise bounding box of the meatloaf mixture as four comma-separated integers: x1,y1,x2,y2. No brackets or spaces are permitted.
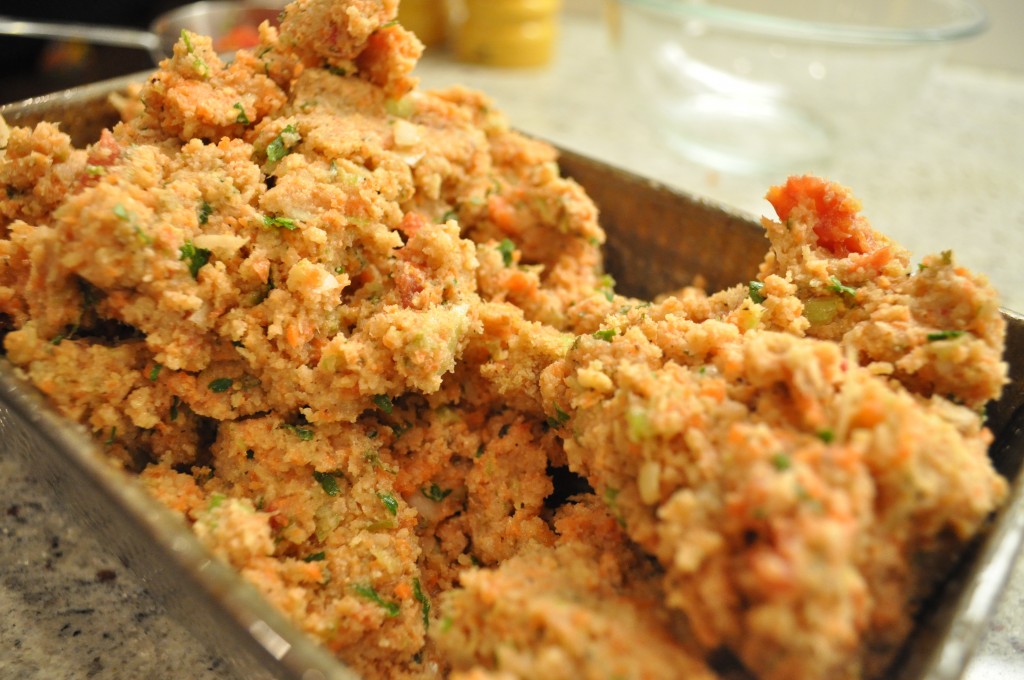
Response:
0,1,1009,679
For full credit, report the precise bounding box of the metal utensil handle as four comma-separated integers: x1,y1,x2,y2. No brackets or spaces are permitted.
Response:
0,16,160,52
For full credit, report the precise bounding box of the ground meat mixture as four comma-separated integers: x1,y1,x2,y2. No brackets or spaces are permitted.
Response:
0,2,1008,679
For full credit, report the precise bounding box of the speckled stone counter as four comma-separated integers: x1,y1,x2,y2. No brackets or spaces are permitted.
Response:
2,11,1023,680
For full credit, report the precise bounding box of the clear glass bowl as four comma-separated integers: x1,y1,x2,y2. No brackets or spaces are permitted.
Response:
606,0,988,173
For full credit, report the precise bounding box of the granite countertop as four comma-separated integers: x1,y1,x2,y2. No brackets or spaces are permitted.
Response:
2,11,1023,680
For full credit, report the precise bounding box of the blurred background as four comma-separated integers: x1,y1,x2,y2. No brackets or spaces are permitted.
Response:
0,0,1019,105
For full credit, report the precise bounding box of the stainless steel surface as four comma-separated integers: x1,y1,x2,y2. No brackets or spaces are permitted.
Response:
0,1,280,65
1,74,1022,680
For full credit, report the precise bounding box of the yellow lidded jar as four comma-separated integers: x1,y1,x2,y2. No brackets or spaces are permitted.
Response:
397,0,448,47
455,0,562,68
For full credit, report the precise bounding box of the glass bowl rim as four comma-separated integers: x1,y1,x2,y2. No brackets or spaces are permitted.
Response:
613,0,989,45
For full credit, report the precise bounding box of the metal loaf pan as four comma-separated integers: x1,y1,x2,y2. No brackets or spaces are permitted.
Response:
1,73,1022,680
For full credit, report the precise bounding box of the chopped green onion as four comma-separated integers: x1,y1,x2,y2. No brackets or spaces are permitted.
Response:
149,364,162,381
284,424,314,441
352,584,400,616
592,328,616,342
749,280,766,304
927,330,964,342
233,102,250,126
827,276,857,297
770,453,791,471
303,551,326,562
420,484,452,502
546,403,570,429
179,240,212,278
113,203,130,221
372,394,394,414
314,470,341,497
208,377,233,393
263,215,298,230
497,238,516,267
413,578,430,630
197,201,213,225
378,492,399,516
266,124,299,163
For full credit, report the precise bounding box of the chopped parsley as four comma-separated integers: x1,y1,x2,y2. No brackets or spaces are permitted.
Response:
827,276,857,297
749,280,766,304
420,484,452,502
817,429,835,444
497,238,516,267
208,377,234,393
593,328,616,342
313,471,341,497
927,330,964,342
770,453,792,471
179,240,212,278
377,492,399,516
352,584,400,617
603,486,626,528
263,215,298,230
372,394,394,414
266,124,300,163
302,551,326,563
149,363,162,381
233,102,250,126
413,578,430,630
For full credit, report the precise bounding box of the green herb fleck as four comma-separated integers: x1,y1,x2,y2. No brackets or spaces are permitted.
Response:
827,276,857,297
497,238,516,267
413,578,430,630
263,215,298,230
817,429,835,444
593,328,616,342
233,102,250,126
104,426,117,445
179,240,212,279
208,377,233,393
771,453,791,471
266,124,299,163
421,484,452,502
180,30,210,78
327,65,347,76
372,394,394,414
314,470,341,497
378,492,399,516
303,551,326,562
170,396,180,422
284,423,314,441
197,201,213,225
352,584,400,617
498,423,511,438
440,209,458,223
603,486,626,528
597,274,615,302
546,403,570,429
113,203,130,221
749,280,766,304
927,330,964,342
149,364,162,381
